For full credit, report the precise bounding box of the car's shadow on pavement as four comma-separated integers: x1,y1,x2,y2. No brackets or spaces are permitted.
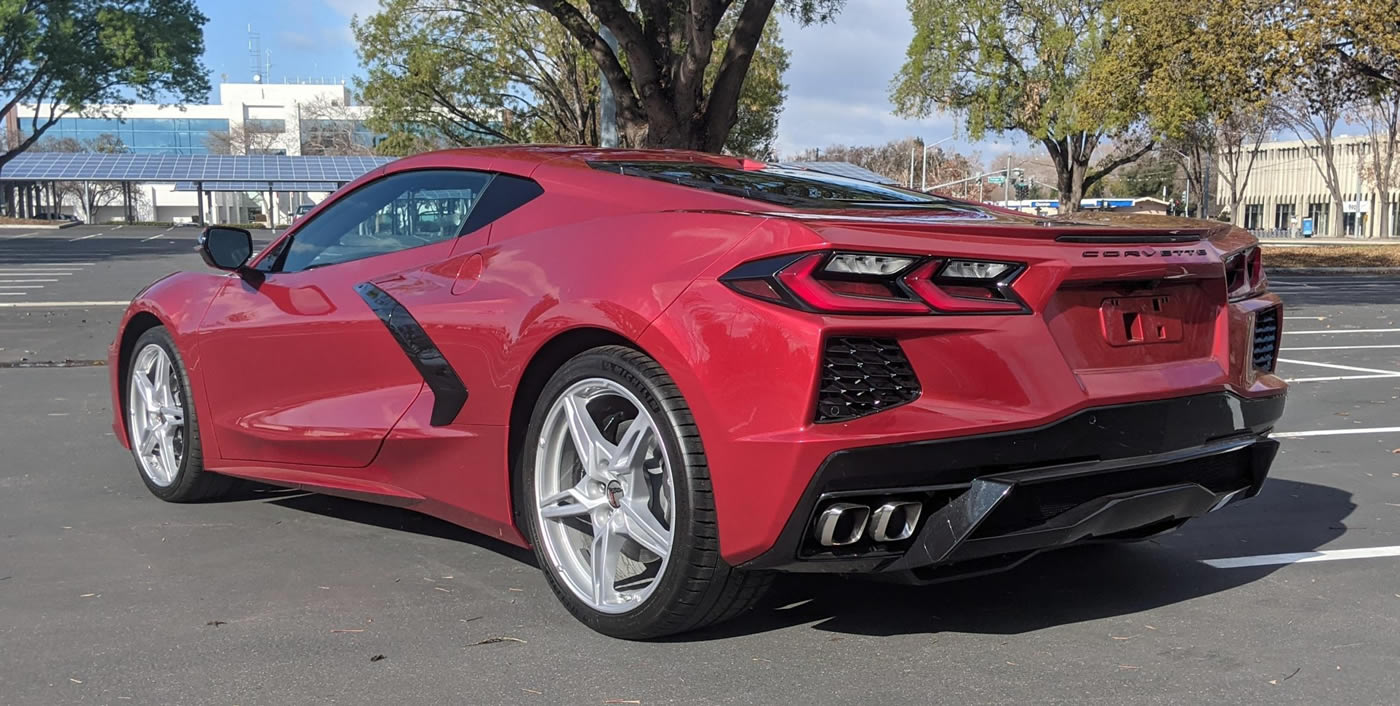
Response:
249,486,539,566
676,477,1352,641
216,476,1350,642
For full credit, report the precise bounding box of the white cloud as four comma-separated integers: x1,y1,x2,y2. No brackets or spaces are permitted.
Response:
774,0,1024,158
321,0,381,20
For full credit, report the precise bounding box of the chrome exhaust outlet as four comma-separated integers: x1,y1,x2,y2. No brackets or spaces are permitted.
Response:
813,503,871,546
868,501,923,542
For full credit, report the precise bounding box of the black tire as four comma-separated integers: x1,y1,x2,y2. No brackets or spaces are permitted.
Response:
519,345,772,639
125,326,236,502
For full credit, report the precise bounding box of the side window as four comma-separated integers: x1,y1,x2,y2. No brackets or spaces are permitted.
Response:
271,169,493,273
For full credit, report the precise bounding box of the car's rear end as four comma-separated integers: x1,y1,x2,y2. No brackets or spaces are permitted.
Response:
626,165,1285,583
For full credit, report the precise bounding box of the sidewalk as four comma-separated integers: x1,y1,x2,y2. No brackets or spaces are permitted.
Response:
1260,238,1400,246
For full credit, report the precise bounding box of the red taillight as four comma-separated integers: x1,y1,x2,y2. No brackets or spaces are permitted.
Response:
722,251,1028,315
1225,246,1266,301
775,254,929,314
904,260,1024,313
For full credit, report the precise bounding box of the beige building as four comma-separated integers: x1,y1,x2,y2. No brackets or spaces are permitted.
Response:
1223,133,1398,238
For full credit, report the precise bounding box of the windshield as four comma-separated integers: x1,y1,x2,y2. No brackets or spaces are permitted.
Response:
589,161,987,212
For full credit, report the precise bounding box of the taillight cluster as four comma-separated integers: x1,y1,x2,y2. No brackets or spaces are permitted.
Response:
721,251,1028,315
1225,246,1266,301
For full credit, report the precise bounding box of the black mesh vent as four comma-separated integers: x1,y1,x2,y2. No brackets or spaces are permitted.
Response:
817,337,920,422
1253,307,1280,372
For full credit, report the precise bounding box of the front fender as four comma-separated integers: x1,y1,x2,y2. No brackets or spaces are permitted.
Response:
108,271,231,449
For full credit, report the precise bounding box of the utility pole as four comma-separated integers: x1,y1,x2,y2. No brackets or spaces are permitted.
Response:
1004,155,1011,208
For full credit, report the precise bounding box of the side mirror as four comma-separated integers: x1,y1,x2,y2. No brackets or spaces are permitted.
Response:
198,226,253,271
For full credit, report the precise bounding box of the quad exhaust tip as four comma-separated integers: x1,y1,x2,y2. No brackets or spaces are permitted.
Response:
813,503,871,546
813,500,925,547
869,500,923,542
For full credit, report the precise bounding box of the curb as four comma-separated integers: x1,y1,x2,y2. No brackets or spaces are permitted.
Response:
0,221,79,230
1266,267,1400,275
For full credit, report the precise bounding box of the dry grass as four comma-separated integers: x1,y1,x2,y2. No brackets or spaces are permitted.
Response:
1262,245,1400,268
0,216,56,226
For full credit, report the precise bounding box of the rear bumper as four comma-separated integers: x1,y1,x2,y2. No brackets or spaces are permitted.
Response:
740,390,1285,579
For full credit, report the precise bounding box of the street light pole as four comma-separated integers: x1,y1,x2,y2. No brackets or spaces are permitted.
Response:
920,135,955,191
1167,147,1192,218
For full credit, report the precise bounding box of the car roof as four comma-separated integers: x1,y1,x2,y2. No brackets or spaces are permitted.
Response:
383,145,751,179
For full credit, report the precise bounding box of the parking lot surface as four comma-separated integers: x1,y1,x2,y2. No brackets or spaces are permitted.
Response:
2,226,1398,704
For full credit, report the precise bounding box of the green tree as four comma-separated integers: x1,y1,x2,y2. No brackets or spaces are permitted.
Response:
1097,0,1285,222
521,0,837,150
0,0,209,170
356,0,795,156
892,0,1152,212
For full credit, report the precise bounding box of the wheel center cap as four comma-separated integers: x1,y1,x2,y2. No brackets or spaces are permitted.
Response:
605,480,624,509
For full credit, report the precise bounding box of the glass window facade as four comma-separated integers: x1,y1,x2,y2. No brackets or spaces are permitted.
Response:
36,117,231,154
299,119,381,155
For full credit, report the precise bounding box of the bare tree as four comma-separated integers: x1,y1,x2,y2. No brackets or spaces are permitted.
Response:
1277,54,1365,236
297,96,376,156
32,133,131,221
205,120,288,155
1357,86,1400,238
1216,101,1276,227
788,138,978,192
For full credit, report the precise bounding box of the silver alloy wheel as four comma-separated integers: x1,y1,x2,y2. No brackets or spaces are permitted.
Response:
534,378,676,614
127,343,186,487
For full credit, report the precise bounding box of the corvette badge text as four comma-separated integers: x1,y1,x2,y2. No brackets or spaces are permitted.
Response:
1081,248,1210,258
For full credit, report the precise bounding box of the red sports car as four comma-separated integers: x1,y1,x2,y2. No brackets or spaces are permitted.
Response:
110,147,1286,638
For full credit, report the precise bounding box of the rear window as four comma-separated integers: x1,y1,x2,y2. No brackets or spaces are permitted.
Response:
589,161,988,212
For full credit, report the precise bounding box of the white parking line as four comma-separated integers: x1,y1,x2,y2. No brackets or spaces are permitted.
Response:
0,300,129,308
1276,358,1400,376
1274,426,1400,438
1284,316,1326,321
1286,328,1400,335
6,262,96,266
0,231,36,239
0,292,23,296
1202,546,1400,569
0,284,45,289
0,279,58,284
1286,373,1400,383
142,233,164,241
68,232,103,242
1282,344,1400,351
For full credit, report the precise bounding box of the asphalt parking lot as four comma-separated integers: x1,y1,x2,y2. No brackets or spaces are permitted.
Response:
2,225,1398,704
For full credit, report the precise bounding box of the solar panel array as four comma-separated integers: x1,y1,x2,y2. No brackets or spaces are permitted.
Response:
173,181,341,192
779,161,900,185
0,153,394,182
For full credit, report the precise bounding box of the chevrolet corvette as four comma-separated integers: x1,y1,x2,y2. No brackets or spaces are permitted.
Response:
111,147,1286,638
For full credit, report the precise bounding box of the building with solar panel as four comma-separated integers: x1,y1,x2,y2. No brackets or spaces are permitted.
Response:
2,81,382,225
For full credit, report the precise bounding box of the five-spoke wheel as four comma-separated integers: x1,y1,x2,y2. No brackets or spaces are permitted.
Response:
534,377,676,613
123,326,232,502
127,343,186,487
521,345,771,638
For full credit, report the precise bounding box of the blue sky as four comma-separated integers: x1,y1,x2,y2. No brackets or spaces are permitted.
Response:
195,0,1020,159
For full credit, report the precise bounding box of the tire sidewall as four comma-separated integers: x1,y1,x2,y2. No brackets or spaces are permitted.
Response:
126,327,199,500
520,348,704,637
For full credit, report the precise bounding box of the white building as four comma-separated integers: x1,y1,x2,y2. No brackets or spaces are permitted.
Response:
1220,133,1399,238
5,81,375,224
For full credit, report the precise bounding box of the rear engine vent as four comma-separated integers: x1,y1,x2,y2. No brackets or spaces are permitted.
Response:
1253,307,1280,372
817,337,920,422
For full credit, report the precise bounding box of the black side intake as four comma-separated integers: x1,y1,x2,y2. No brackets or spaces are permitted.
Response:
1253,307,1280,372
817,337,920,422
